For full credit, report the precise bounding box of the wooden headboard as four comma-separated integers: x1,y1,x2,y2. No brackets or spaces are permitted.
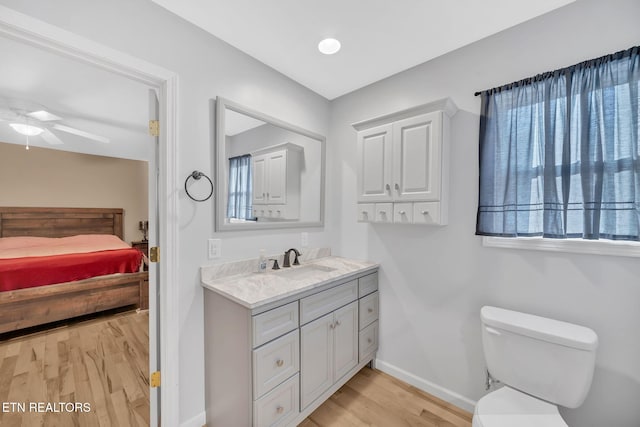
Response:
0,207,124,239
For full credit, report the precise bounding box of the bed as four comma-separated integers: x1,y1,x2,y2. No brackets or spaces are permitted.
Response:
0,207,149,334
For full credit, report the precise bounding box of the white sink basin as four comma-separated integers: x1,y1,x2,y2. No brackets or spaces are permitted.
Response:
273,264,336,279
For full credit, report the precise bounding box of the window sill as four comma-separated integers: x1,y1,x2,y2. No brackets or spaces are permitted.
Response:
482,236,640,258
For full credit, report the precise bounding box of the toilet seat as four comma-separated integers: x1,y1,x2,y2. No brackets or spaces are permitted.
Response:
473,386,569,427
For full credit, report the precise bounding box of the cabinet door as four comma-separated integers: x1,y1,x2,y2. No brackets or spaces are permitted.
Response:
332,301,358,382
357,124,393,202
300,312,333,409
252,154,267,204
392,112,442,201
266,150,287,204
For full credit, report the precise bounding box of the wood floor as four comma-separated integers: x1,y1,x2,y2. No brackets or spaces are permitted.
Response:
0,310,149,427
300,367,473,427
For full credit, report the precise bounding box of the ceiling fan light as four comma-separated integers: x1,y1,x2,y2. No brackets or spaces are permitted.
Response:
318,38,341,55
9,123,44,136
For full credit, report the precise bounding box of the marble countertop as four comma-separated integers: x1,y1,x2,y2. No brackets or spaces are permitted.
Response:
201,255,378,309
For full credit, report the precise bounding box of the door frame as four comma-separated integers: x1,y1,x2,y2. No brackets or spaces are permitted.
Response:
0,5,180,426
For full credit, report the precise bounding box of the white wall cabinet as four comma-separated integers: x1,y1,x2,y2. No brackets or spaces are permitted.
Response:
354,98,456,225
251,143,302,220
204,270,379,427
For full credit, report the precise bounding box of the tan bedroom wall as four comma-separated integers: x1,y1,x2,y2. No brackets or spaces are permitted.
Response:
0,142,148,244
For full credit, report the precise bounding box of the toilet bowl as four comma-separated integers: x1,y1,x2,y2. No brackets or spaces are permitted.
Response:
474,306,598,427
473,386,568,427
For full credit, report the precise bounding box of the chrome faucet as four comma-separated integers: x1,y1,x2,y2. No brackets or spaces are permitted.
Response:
282,248,301,267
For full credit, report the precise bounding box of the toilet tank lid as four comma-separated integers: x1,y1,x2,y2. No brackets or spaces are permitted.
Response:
481,306,598,351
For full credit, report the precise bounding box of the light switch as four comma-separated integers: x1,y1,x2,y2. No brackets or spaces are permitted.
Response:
208,239,221,259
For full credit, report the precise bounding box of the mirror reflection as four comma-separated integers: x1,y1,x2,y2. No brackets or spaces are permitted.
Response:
215,98,325,231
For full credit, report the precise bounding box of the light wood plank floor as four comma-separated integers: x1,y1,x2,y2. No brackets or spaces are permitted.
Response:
300,367,473,427
0,310,149,427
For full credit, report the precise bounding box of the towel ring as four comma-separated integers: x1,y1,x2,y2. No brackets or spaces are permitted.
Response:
184,170,213,202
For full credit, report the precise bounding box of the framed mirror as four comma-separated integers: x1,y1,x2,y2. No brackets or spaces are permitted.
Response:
214,97,325,231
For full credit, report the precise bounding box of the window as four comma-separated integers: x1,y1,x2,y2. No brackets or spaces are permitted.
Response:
227,155,254,220
476,46,640,244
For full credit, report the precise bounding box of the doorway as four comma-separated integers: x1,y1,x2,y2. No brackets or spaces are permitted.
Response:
0,5,179,426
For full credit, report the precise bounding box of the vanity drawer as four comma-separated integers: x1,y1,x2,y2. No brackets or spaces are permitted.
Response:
413,202,441,225
357,203,375,223
252,301,299,348
359,291,379,330
375,203,393,223
359,320,379,362
253,373,299,427
253,330,299,399
393,203,413,224
300,280,358,325
358,272,378,297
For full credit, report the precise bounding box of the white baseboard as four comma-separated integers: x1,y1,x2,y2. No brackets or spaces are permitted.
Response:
375,359,477,413
180,411,206,427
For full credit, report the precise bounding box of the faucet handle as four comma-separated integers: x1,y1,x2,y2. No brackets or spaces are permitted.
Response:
269,259,280,270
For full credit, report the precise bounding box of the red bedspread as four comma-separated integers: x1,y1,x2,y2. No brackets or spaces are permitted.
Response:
0,248,143,292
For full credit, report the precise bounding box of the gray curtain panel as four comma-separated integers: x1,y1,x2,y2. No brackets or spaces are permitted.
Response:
227,154,254,220
477,46,640,241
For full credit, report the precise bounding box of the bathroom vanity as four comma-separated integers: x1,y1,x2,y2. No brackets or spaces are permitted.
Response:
201,252,379,427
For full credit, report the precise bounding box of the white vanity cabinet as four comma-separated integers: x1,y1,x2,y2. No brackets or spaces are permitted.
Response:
354,98,456,225
203,268,378,427
299,289,359,409
251,143,302,220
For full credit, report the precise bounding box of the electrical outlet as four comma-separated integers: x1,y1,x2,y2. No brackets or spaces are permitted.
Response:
208,239,221,259
301,232,309,247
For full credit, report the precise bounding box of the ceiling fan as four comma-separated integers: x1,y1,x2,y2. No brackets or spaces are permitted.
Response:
0,99,109,147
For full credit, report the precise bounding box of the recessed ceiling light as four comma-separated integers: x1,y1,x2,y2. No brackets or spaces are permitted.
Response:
9,123,44,136
318,38,341,55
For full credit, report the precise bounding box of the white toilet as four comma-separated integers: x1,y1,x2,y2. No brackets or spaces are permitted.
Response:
473,306,598,427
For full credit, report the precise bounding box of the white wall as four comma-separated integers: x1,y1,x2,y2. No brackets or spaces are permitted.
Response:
0,0,332,424
329,0,640,426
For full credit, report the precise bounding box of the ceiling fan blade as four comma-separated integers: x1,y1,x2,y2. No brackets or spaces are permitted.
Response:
52,124,110,143
27,110,62,122
41,129,64,145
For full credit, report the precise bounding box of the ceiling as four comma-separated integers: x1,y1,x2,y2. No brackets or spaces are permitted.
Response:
0,36,152,161
150,0,575,100
0,1,576,157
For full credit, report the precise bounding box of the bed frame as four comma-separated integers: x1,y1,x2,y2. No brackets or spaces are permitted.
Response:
0,207,149,334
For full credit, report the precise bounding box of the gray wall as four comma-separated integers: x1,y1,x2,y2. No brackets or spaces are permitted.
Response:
329,0,640,426
0,0,332,424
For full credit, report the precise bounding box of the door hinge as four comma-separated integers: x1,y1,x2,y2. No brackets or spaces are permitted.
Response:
150,246,160,263
149,120,160,137
150,371,161,388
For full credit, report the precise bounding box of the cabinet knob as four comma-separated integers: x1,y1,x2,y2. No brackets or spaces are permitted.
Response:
421,210,429,215
385,183,390,191
398,210,406,215
276,406,284,414
367,338,373,344
335,320,341,327
276,359,284,367
395,183,400,191
329,323,335,329
368,307,373,313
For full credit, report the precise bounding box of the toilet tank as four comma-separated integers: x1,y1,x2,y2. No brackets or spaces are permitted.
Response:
481,306,598,408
